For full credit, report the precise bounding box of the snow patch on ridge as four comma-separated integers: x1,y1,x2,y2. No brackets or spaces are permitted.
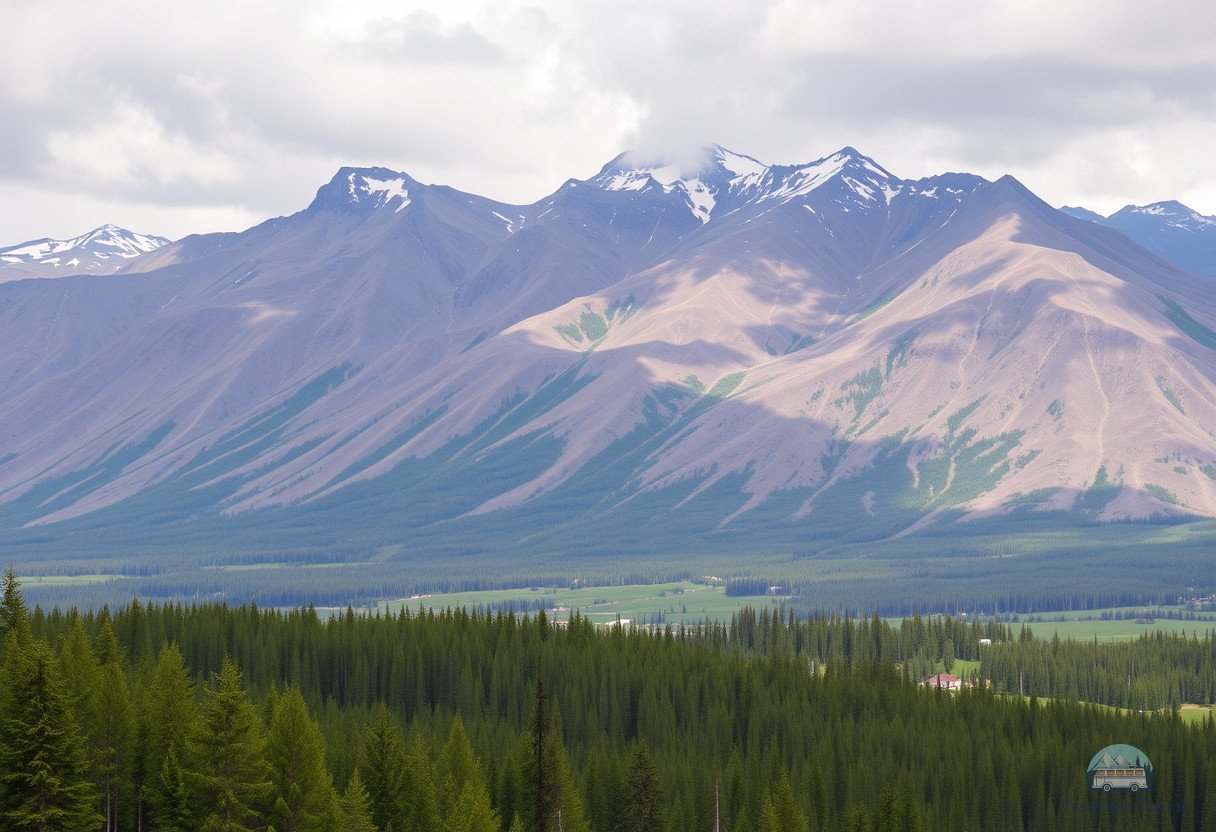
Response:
347,173,411,212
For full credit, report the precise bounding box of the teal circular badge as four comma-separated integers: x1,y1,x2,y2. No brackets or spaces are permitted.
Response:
1087,744,1152,793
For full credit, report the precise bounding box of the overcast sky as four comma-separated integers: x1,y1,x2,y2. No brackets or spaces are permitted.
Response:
2,0,1214,242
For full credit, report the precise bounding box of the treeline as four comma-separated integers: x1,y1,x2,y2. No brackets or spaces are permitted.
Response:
3,574,1216,831
982,629,1216,710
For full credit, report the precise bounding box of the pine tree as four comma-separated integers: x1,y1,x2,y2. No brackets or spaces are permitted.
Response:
447,780,500,832
524,680,555,832
549,740,591,832
359,706,409,832
873,785,897,832
767,773,809,832
266,687,340,832
94,618,136,832
337,769,377,832
623,741,664,832
401,737,440,832
0,564,29,642
439,716,481,818
0,641,101,832
845,802,870,832
439,717,498,832
148,748,193,832
190,657,272,832
143,642,197,830
56,619,100,731
759,796,780,832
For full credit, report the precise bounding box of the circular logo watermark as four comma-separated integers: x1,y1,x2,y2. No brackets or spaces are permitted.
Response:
1087,744,1153,794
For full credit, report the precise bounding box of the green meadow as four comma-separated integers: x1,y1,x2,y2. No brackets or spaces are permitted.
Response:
379,580,786,626
1017,606,1216,641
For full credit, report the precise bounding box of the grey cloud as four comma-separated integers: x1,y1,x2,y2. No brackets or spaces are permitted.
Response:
0,0,1213,242
360,11,507,66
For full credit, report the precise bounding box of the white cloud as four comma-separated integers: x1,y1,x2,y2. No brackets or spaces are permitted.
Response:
46,96,242,189
0,0,1212,242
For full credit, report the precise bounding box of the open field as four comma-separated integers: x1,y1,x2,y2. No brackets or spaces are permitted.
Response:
1018,606,1216,641
950,659,982,677
890,604,1216,642
379,581,787,626
1180,705,1215,724
16,574,123,586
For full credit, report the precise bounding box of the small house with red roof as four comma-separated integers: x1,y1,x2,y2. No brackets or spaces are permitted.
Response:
922,673,962,690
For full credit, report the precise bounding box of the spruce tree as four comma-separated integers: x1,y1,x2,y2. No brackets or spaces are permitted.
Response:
447,780,500,832
190,657,272,832
0,641,101,832
758,796,780,832
148,748,193,832
873,785,897,832
93,618,136,832
143,641,197,828
359,706,409,832
266,687,340,832
549,740,591,832
440,717,498,832
524,680,555,832
766,774,808,832
439,717,479,809
337,769,377,832
623,741,664,832
401,737,440,832
0,567,29,648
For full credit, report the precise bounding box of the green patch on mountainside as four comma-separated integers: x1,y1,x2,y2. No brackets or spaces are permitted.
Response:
1076,464,1122,516
1156,376,1185,414
1005,488,1057,507
1160,296,1216,352
555,295,639,348
885,331,917,378
850,288,905,322
764,330,816,356
1145,484,1181,506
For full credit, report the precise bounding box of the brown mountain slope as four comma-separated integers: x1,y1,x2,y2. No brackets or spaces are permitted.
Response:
1,148,1215,543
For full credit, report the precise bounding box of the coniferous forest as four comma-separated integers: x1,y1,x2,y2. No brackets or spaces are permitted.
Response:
2,570,1215,832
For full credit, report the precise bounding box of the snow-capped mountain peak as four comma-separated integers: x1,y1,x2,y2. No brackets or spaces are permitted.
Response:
589,147,748,223
308,166,419,214
588,144,903,223
1063,200,1216,279
1118,201,1216,229
0,224,169,278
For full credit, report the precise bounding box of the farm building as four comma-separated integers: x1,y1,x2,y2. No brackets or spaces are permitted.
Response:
922,673,963,690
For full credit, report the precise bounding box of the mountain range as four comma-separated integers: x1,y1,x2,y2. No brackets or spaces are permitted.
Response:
3,145,1216,606
0,224,169,281
1060,202,1216,279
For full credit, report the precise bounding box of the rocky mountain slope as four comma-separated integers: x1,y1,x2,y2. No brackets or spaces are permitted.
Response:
4,146,1216,567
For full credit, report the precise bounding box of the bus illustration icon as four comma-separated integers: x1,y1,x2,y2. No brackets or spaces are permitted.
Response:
1087,744,1152,793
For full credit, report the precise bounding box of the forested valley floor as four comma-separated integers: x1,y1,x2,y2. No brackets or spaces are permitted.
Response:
0,570,1213,832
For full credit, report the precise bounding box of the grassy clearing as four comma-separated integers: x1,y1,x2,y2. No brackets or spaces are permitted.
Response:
17,574,123,586
950,659,982,677
1180,704,1214,725
380,581,785,625
1017,606,1216,642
